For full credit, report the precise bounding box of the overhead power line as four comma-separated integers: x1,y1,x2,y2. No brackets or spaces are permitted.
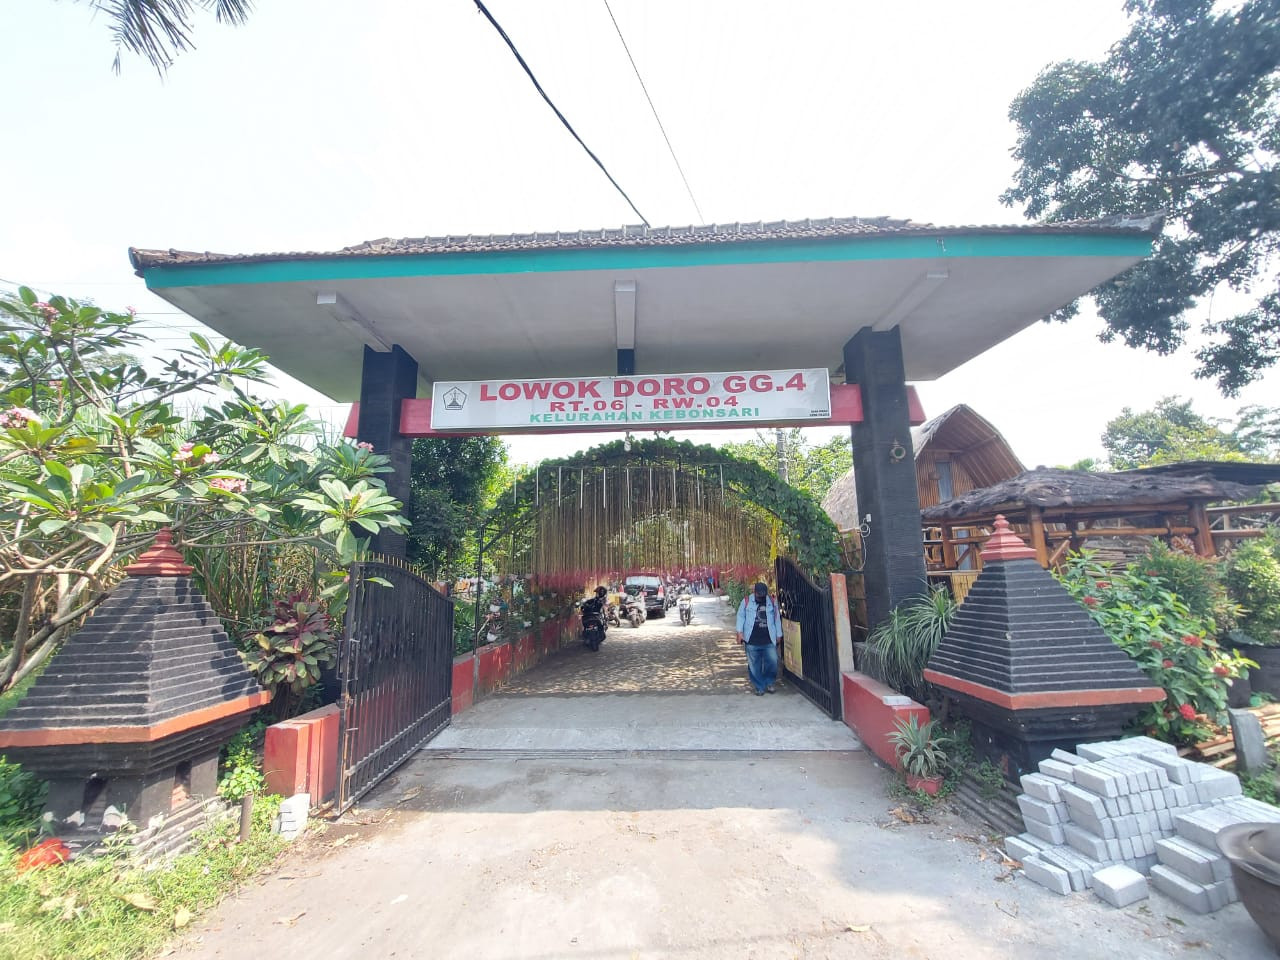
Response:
471,0,650,226
600,0,705,225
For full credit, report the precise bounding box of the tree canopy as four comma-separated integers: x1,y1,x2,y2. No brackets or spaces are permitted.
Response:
721,429,852,504
1002,0,1280,395
406,435,509,579
1101,396,1280,468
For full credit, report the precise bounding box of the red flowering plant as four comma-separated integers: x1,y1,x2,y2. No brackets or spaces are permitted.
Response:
1056,552,1255,744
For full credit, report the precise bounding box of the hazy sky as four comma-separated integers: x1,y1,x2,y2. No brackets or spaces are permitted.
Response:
2,0,1274,468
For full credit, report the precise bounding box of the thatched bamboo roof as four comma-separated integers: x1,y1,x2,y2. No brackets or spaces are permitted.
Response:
921,467,1259,523
822,404,1023,530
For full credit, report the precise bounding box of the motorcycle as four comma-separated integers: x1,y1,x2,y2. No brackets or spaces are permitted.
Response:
623,593,647,627
677,592,693,625
580,604,606,651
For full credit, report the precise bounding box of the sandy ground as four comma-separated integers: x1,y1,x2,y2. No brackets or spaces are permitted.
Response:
173,597,1273,960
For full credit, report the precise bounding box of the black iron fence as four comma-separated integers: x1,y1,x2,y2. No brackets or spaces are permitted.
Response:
775,556,841,720
336,559,454,814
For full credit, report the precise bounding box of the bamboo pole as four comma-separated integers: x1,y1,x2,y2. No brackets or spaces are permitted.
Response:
1027,506,1049,568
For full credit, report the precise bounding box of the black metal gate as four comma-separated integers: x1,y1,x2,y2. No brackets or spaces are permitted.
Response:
336,559,454,814
775,556,841,720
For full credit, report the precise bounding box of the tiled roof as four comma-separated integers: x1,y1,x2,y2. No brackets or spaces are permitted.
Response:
129,213,1162,272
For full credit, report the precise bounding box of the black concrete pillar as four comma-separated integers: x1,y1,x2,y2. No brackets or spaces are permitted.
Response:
844,327,926,629
357,344,417,558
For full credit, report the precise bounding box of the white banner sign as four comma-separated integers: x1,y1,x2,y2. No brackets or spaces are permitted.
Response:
430,369,831,431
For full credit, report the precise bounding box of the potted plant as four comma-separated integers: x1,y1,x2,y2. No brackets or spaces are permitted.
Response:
1224,541,1280,696
887,714,948,795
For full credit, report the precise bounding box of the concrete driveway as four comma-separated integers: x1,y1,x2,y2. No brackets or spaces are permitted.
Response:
176,597,1270,959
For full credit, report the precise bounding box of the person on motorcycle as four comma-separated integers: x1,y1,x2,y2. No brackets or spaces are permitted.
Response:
581,585,608,648
582,585,608,622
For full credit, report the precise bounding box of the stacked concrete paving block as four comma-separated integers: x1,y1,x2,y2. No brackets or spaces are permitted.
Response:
1005,735,1273,913
1150,796,1280,913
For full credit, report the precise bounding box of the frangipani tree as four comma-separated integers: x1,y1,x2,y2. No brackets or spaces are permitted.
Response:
0,286,407,692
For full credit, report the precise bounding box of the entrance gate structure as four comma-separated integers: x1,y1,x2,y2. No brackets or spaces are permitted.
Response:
335,559,453,814
130,215,1160,796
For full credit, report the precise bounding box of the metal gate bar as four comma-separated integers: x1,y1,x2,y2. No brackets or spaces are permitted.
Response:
336,559,454,814
775,556,842,720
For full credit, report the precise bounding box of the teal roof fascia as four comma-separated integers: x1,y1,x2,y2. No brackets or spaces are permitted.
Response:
141,232,1153,290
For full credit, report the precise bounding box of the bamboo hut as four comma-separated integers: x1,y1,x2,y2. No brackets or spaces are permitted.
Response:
823,404,1025,605
822,404,1024,528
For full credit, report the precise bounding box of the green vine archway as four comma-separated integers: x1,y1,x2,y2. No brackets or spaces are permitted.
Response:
482,437,842,582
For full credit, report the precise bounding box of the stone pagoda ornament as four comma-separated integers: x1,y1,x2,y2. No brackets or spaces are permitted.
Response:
923,515,1163,778
0,529,271,854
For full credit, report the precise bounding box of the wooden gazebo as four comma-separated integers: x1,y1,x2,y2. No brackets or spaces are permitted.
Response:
921,466,1269,573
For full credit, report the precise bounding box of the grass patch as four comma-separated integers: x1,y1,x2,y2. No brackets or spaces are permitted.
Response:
0,795,285,960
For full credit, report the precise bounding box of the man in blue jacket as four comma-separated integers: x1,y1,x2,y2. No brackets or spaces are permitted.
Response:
735,581,782,695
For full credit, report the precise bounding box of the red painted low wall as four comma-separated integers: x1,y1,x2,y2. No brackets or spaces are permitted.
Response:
263,615,575,808
452,654,475,715
263,703,339,806
841,671,930,771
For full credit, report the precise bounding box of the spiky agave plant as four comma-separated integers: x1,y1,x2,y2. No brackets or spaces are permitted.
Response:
868,586,956,700
887,714,949,779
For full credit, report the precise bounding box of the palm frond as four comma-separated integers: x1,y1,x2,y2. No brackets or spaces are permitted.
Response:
85,0,253,74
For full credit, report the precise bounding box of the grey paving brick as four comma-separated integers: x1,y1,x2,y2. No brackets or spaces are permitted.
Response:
1020,773,1062,804
1075,764,1126,797
1174,808,1227,850
1146,753,1202,785
1018,795,1064,826
1073,810,1118,839
1157,836,1224,886
1156,808,1174,831
1106,838,1123,860
1103,796,1122,817
1060,783,1107,820
1150,864,1213,914
1022,854,1072,895
1112,814,1141,839
1051,748,1086,765
1004,833,1048,863
1126,736,1178,757
1076,743,1112,762
1063,823,1110,862
1092,864,1149,908
1039,847,1089,891
1206,877,1235,912
1025,818,1065,845
1196,769,1242,803
1038,758,1076,782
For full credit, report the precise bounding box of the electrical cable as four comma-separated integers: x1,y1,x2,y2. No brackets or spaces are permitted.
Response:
600,0,705,225
471,0,650,226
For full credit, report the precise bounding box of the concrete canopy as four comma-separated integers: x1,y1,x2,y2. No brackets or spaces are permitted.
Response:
130,215,1159,401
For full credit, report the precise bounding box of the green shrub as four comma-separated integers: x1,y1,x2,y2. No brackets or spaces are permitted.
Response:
1225,542,1280,644
1141,541,1238,634
0,756,46,848
1241,770,1278,807
1057,553,1254,744
723,577,749,611
217,726,266,802
867,588,956,701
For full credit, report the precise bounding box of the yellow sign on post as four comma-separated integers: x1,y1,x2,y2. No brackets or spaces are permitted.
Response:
782,618,803,676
